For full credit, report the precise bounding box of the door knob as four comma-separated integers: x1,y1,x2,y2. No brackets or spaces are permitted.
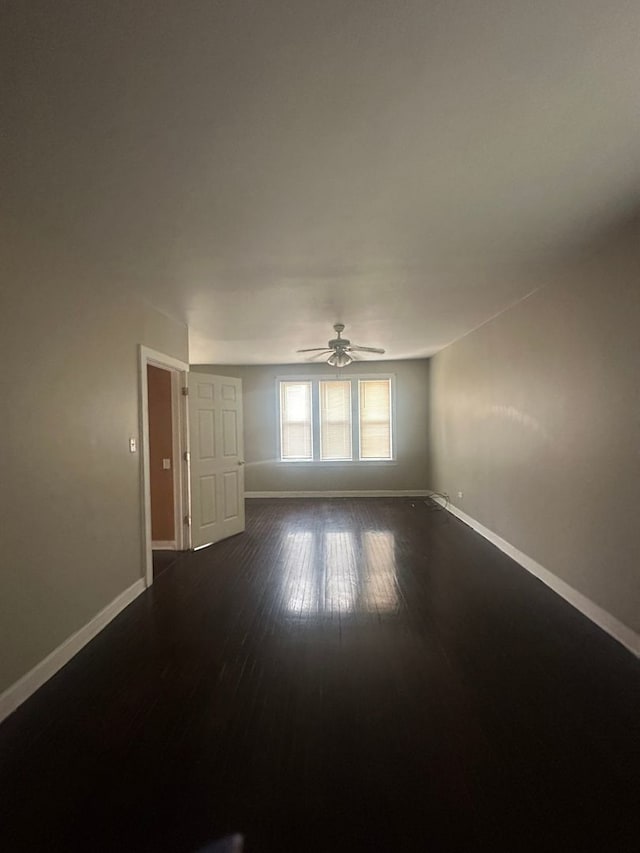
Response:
238,460,245,466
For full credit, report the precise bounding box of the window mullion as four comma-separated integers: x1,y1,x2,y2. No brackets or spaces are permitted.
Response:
311,379,320,461
352,378,359,460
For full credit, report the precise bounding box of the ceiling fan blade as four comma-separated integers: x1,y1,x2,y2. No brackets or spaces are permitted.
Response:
307,350,334,360
349,345,386,354
296,347,332,353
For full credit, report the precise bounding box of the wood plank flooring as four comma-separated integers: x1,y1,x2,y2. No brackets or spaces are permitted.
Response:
1,498,638,852
153,549,183,580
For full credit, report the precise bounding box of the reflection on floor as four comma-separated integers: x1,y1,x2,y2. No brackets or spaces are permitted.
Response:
281,528,399,615
1,498,638,853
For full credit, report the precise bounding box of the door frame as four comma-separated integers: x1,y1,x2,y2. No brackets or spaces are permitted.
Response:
139,346,190,587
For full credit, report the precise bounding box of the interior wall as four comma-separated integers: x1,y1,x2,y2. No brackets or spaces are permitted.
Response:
147,365,175,543
430,221,640,634
0,272,188,696
195,360,430,493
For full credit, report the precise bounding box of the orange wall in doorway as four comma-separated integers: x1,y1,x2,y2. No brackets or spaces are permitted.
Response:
147,365,175,542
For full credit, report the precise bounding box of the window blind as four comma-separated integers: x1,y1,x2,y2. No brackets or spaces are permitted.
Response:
359,379,392,459
319,380,352,460
280,381,312,460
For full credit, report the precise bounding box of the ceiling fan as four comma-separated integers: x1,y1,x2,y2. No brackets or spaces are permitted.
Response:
297,323,385,367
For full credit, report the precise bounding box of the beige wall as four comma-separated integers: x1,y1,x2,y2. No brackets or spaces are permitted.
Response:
196,360,430,493
430,224,640,633
0,273,188,695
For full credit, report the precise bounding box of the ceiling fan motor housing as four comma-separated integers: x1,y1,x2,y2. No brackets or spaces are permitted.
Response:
329,322,349,350
328,337,350,349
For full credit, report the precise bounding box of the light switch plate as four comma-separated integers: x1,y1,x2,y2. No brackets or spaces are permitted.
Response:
162,458,171,470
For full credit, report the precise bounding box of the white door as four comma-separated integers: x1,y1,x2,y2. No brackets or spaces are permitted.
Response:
188,372,245,548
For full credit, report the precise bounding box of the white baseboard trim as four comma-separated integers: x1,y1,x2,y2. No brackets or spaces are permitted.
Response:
0,578,146,725
432,496,640,658
152,541,176,550
245,490,430,499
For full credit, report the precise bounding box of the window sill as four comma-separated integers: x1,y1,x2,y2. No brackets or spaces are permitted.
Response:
278,460,397,467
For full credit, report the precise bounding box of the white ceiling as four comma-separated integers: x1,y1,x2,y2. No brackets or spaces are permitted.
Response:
4,1,640,363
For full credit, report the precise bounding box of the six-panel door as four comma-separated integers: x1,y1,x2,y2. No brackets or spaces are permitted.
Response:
188,373,245,548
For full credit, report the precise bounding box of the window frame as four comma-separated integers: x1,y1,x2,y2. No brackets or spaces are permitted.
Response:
277,374,396,465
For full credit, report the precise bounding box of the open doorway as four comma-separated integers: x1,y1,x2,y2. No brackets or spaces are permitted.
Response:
139,346,190,585
147,364,176,549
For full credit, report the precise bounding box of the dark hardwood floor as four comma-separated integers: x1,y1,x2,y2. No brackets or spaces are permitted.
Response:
153,549,183,580
1,498,638,852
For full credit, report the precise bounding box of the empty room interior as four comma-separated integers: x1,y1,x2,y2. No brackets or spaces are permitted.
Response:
1,3,639,852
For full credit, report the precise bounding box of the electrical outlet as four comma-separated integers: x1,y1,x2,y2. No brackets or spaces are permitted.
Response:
457,490,463,500
129,437,137,453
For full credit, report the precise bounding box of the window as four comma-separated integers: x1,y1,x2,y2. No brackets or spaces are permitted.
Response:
278,376,394,462
320,380,352,460
359,379,392,460
280,381,312,460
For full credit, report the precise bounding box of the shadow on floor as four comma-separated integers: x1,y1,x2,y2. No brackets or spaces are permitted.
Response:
152,549,186,579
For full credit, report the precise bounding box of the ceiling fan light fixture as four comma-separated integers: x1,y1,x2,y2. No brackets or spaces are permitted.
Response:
327,350,352,368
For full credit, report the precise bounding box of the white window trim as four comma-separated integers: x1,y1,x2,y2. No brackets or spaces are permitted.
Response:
276,374,396,464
